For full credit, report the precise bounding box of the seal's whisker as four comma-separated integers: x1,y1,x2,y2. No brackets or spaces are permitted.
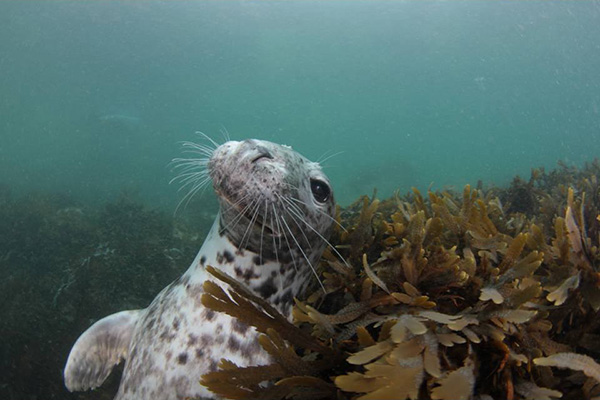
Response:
170,141,213,213
274,204,298,273
285,204,352,270
171,167,209,186
173,189,196,214
171,156,210,167
280,213,326,292
187,179,210,201
196,131,221,149
169,158,209,182
269,209,280,265
280,195,307,221
276,183,346,233
221,198,257,235
180,140,215,151
179,146,214,157
271,203,284,250
317,150,345,165
173,173,212,214
289,197,348,233
229,199,257,232
221,193,251,216
259,200,267,265
170,171,199,186
172,175,209,194
178,141,215,157
316,149,333,163
264,203,283,294
219,125,231,142
276,194,312,249
176,175,211,194
171,165,209,178
240,199,262,250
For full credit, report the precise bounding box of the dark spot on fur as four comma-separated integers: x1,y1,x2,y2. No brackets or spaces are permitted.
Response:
216,252,224,264
180,275,190,287
223,250,235,263
228,337,241,352
257,277,277,298
209,360,218,372
233,320,249,334
241,339,262,359
195,348,204,359
253,255,263,265
200,255,207,265
203,309,215,321
201,334,212,346
234,266,243,277
280,289,293,306
271,270,277,277
160,328,175,342
188,334,198,346
172,317,180,331
177,352,188,365
243,267,259,281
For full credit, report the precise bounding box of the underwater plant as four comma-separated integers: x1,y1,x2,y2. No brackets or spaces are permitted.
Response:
198,162,600,400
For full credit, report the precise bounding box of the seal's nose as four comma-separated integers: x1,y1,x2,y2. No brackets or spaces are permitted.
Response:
251,146,274,163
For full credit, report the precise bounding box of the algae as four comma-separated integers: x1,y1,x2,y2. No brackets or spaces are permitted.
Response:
199,161,600,400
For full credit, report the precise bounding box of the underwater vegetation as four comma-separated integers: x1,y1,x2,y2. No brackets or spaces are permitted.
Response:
1,159,600,399
199,160,600,400
0,189,205,399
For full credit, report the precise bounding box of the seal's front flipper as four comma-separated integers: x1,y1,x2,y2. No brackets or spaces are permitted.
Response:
64,309,141,391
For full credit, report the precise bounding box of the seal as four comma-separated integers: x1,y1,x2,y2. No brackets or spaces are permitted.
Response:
63,138,337,399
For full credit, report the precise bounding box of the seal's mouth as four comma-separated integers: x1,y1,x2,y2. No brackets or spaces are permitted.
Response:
220,193,281,237
241,208,279,236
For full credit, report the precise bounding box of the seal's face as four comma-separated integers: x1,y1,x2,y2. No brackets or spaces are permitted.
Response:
208,139,335,263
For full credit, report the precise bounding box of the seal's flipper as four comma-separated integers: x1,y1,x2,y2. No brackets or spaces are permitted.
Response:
64,309,141,391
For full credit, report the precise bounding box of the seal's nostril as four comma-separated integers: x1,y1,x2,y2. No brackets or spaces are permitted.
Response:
251,148,274,163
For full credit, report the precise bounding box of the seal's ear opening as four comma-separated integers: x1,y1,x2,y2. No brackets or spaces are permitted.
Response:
64,309,141,391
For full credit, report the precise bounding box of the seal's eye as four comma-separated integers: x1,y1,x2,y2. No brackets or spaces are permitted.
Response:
310,179,330,203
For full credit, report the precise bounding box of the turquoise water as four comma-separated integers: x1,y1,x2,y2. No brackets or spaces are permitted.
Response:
2,1,599,206
2,2,600,399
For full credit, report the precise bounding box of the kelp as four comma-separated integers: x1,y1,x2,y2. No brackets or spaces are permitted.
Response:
200,266,341,400
200,162,600,400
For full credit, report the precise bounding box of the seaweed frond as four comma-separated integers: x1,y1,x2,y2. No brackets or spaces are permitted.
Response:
196,161,600,400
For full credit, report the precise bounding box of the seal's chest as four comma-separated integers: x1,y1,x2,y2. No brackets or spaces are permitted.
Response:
115,278,271,399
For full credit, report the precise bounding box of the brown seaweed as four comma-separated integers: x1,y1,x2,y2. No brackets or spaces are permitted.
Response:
199,160,600,400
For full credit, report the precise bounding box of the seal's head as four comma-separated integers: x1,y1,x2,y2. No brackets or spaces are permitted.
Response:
208,139,335,262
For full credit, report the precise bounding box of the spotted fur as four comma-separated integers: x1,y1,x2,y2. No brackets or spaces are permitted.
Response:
64,139,336,399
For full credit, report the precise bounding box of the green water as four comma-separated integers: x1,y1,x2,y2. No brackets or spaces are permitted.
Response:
1,0,599,205
2,2,600,399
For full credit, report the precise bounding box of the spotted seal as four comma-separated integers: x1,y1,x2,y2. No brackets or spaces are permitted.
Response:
64,138,337,399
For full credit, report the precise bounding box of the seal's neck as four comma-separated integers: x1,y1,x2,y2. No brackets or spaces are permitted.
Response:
186,216,313,316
